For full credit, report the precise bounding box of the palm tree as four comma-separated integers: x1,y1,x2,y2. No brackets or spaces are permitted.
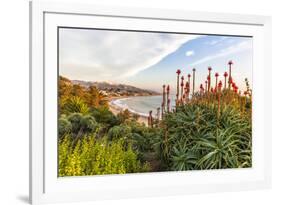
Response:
62,96,90,115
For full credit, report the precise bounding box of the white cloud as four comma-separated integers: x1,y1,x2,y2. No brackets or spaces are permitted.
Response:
190,40,252,66
185,50,194,57
59,29,198,81
205,36,228,46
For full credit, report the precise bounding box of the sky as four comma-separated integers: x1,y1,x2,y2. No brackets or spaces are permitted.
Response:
59,28,252,93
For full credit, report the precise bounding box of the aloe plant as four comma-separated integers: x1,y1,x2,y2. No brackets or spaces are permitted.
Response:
157,104,251,171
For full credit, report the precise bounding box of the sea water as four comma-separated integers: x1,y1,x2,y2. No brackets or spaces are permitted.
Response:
111,95,176,117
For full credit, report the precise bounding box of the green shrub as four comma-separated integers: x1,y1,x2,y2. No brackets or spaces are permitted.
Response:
67,113,98,138
59,134,150,176
158,104,251,170
58,115,72,137
107,124,132,141
117,109,131,123
91,106,120,127
61,96,90,115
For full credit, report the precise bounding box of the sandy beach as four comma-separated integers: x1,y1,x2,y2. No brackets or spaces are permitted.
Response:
108,97,149,126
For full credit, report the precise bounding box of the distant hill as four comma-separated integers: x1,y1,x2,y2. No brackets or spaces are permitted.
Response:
71,79,160,97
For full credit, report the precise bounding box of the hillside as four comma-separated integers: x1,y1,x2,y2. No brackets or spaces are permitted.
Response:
71,79,160,97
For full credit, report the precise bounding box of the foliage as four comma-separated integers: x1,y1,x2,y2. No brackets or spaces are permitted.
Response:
117,109,131,123
59,134,150,176
159,104,252,170
91,106,120,127
58,74,252,175
59,76,108,110
58,115,72,136
65,113,99,138
61,96,90,115
107,124,132,141
85,85,108,108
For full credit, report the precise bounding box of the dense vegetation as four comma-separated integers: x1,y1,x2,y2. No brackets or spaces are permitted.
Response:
58,76,153,176
58,74,252,177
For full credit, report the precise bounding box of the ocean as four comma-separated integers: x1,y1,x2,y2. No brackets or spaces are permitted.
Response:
111,95,176,117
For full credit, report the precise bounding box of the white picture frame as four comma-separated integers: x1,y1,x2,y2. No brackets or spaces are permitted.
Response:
29,1,272,204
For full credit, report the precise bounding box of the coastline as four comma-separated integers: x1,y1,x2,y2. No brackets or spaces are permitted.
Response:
108,96,150,126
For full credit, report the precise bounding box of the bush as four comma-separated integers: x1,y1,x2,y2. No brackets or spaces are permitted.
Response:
91,106,120,127
61,96,90,115
158,104,251,170
117,109,131,123
59,135,150,176
58,115,72,137
107,124,132,141
67,113,98,138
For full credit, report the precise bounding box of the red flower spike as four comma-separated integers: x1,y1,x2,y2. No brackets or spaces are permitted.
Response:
181,76,184,80
188,74,191,78
228,60,233,65
166,85,170,91
218,81,223,88
207,75,210,81
176,69,181,75
224,72,228,77
215,73,219,77
208,66,212,71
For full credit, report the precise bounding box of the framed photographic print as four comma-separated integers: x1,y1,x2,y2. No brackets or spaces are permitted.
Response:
30,1,272,204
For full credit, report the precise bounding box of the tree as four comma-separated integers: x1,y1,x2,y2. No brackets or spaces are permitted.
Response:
62,96,90,115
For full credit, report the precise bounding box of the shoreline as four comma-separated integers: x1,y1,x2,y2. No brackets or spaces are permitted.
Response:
108,95,158,126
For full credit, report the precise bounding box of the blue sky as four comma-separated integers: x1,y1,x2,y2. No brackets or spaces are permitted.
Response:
59,28,252,93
